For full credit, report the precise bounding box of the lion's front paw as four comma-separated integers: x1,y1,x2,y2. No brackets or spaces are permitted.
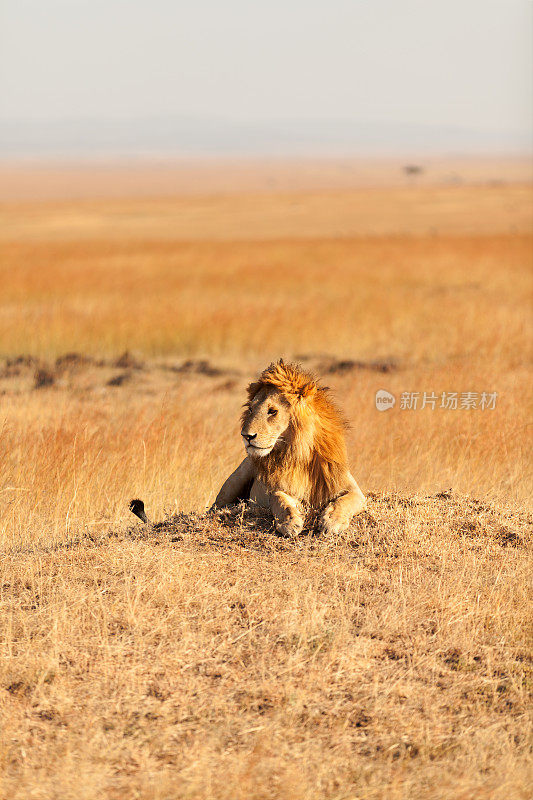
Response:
318,504,351,537
275,509,304,539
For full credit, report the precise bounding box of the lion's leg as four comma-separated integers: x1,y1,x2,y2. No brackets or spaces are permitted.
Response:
249,479,271,509
213,457,255,508
270,490,305,538
318,472,366,536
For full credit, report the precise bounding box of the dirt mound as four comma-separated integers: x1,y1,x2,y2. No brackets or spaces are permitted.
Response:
321,358,399,375
293,354,399,374
55,352,97,372
168,359,236,377
107,372,132,387
33,367,56,389
124,492,531,556
112,351,144,370
1,355,42,378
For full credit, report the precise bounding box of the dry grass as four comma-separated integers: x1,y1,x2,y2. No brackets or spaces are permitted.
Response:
0,165,532,798
1,233,532,362
1,498,531,800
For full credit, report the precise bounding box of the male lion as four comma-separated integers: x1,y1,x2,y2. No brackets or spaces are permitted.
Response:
213,360,366,536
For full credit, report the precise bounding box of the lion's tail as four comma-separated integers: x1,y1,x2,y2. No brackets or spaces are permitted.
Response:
129,498,150,524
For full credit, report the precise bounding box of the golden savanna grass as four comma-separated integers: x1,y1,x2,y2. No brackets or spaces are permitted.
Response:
0,161,532,799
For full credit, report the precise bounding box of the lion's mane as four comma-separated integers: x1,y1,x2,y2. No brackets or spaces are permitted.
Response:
244,360,350,508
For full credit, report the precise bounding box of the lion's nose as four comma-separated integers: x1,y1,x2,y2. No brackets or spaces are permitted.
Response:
242,432,257,443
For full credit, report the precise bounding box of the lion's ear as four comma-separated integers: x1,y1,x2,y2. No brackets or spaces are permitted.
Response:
298,381,317,400
246,380,263,400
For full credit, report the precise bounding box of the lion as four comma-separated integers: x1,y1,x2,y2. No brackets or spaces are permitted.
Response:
212,359,366,536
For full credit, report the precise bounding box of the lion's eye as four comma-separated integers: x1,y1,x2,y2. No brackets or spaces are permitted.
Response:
267,408,278,417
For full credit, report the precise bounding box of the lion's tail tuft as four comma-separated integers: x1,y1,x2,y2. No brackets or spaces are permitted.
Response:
129,498,150,524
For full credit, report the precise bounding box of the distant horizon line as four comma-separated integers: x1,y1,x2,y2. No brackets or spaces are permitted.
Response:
1,115,530,161
1,151,532,165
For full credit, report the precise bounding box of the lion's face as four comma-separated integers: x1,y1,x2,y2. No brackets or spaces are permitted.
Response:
241,385,292,458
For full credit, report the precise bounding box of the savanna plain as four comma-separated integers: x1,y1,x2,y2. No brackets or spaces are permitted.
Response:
0,159,532,799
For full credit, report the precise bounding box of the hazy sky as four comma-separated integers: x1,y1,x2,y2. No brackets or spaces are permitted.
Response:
1,0,531,156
